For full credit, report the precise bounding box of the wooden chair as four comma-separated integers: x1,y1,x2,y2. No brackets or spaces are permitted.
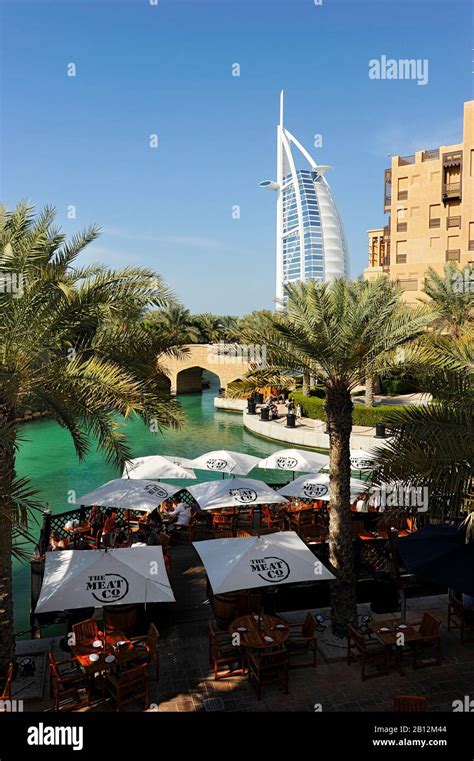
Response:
410,613,442,670
448,593,474,643
236,507,254,531
248,648,289,700
130,623,160,680
285,612,317,669
347,625,390,681
103,663,149,711
212,513,235,536
261,506,283,532
48,652,89,711
208,622,245,680
0,663,13,701
289,508,314,535
394,695,428,712
236,591,262,616
72,617,98,646
104,605,138,636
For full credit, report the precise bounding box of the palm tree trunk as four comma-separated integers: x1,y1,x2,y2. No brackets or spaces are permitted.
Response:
302,370,311,397
325,385,358,638
365,374,375,407
0,404,16,674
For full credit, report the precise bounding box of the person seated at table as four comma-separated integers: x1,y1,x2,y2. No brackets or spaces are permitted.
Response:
141,524,162,546
100,508,118,547
75,535,92,550
112,527,130,548
166,500,193,532
355,494,369,513
149,509,163,532
49,531,69,551
89,505,104,537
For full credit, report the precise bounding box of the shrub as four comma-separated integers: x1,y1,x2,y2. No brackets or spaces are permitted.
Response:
380,378,418,396
290,390,404,426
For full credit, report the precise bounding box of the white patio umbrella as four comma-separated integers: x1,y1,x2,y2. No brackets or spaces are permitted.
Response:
35,546,175,613
74,478,182,512
189,449,260,477
122,455,196,480
193,531,335,593
161,455,196,469
186,477,288,511
257,448,329,480
277,473,367,502
350,449,378,474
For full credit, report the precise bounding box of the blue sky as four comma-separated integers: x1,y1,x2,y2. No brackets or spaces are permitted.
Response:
2,0,472,314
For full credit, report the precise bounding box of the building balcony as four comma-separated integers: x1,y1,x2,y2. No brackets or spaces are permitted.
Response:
446,249,461,262
447,216,461,229
398,154,415,166
442,182,462,201
383,224,390,239
397,191,408,201
469,240,474,251
397,222,407,233
429,218,441,228
422,149,440,161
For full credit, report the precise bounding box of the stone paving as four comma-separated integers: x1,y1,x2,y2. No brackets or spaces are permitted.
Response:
19,544,474,713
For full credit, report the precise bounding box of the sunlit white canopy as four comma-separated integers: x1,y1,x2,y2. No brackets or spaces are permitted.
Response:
35,546,175,613
350,449,378,471
189,450,260,476
193,531,335,594
74,478,181,512
161,455,196,469
277,473,367,502
257,448,329,474
122,455,196,480
186,478,288,511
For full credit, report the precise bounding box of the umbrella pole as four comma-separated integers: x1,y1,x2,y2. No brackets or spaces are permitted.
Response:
292,471,295,481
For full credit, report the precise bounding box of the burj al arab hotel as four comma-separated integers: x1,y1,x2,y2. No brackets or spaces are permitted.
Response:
260,92,349,304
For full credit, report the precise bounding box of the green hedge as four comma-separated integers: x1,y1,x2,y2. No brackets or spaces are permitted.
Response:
380,378,418,395
290,390,400,426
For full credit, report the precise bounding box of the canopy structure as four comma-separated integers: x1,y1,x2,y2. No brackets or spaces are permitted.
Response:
396,525,474,595
186,477,288,511
74,478,182,512
277,473,367,502
193,531,335,594
257,448,329,475
161,455,196,469
349,449,378,471
189,450,260,476
35,546,175,613
122,455,196,480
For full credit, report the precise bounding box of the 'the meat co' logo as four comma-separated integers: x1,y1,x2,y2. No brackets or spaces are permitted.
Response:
206,458,228,471
229,488,257,503
350,457,375,470
276,457,298,469
302,483,329,498
86,573,129,602
143,484,168,499
250,556,290,583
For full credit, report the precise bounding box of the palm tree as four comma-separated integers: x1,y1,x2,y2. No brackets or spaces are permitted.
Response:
228,277,434,636
0,203,183,671
371,333,473,517
191,312,224,343
147,303,200,344
422,264,473,339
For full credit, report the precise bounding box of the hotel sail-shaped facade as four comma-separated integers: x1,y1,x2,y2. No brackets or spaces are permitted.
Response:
260,92,349,304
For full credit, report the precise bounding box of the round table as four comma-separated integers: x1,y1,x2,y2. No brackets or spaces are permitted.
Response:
229,614,289,649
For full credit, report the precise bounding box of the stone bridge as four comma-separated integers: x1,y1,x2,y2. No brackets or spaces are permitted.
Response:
159,344,252,395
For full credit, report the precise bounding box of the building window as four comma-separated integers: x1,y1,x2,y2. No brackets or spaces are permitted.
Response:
397,207,407,232
398,279,418,291
397,177,408,201
469,222,474,251
396,240,407,264
429,204,441,228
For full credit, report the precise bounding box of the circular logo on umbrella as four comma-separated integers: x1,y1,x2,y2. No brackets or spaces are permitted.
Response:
206,458,228,471
250,556,290,583
350,458,375,469
229,488,257,503
86,573,129,603
276,457,298,469
302,483,328,498
143,484,168,499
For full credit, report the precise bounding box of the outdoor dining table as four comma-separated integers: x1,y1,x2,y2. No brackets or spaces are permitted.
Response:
229,614,289,649
368,618,421,675
71,630,137,678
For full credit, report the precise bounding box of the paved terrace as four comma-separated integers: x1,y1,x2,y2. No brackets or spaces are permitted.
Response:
14,544,474,714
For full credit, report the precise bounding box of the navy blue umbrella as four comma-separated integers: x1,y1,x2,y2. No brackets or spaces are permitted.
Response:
396,524,474,595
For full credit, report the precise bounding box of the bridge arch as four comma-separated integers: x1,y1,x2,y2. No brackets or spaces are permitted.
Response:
160,344,251,395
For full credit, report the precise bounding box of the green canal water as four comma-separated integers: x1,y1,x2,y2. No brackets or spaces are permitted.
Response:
13,377,288,637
